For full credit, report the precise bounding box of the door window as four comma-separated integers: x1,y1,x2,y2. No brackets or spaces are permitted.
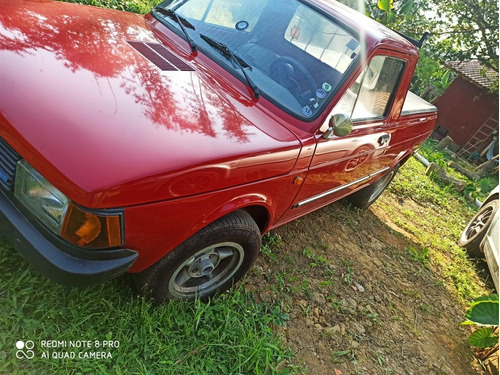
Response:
332,55,405,121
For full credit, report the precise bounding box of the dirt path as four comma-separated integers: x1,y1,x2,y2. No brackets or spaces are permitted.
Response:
245,197,484,374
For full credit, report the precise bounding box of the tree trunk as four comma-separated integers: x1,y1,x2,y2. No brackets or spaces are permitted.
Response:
447,161,481,180
426,162,467,192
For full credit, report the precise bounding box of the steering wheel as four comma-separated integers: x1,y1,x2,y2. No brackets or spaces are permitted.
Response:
269,56,317,107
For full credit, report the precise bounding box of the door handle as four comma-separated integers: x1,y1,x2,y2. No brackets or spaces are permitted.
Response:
378,134,391,147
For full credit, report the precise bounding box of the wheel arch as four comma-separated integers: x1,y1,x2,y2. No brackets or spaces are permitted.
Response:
202,193,273,235
483,190,499,205
241,205,271,233
126,190,277,273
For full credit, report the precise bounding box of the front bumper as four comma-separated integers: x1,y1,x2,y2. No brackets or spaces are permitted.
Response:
0,189,137,286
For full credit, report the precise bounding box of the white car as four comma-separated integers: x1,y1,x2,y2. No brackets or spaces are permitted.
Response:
459,186,499,291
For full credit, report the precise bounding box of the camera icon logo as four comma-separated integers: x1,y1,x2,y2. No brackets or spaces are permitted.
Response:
16,340,35,359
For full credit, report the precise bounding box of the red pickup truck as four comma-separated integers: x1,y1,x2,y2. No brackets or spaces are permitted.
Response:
0,0,437,301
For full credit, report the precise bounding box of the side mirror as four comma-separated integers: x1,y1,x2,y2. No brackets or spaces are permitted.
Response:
322,113,353,139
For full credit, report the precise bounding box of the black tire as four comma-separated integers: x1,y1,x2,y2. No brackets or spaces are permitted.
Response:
458,199,498,258
345,165,399,209
133,210,261,302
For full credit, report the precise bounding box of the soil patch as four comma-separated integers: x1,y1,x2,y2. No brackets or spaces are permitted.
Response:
245,196,485,374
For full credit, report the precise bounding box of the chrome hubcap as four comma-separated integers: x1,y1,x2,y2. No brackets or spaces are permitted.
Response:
169,242,244,299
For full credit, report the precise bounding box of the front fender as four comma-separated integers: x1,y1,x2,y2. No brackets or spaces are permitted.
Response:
125,175,296,272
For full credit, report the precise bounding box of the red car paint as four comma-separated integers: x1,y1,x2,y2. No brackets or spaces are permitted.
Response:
0,0,436,275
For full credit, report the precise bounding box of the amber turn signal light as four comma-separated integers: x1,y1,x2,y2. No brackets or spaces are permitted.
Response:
60,203,123,249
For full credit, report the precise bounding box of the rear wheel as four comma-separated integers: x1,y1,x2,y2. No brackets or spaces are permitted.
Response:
133,210,261,302
458,199,498,258
346,165,399,209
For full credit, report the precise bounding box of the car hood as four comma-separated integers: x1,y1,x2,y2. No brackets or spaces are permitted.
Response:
0,0,300,208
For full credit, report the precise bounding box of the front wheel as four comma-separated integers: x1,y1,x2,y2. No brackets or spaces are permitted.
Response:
345,165,399,209
133,210,261,302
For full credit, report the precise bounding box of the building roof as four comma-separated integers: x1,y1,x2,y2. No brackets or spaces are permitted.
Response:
447,60,499,91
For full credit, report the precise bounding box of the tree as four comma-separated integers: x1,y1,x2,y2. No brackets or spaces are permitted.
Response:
431,0,499,72
339,0,499,97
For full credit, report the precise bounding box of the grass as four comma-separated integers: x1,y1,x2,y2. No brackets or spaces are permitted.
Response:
418,139,498,202
0,242,297,374
382,152,493,303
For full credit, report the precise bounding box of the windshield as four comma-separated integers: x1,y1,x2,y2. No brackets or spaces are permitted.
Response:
153,0,360,121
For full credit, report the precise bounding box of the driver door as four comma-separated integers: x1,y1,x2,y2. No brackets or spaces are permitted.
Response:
283,53,407,219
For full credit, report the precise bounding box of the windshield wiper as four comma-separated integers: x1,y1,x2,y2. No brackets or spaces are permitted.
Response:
200,34,260,99
154,8,197,52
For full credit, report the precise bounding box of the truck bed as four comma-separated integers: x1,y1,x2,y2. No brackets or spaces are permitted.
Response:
402,91,437,116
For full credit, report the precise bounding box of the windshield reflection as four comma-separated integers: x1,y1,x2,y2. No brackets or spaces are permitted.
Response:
155,0,360,120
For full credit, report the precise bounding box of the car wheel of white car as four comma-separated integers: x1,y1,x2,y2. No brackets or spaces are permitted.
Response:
458,199,499,258
133,210,261,302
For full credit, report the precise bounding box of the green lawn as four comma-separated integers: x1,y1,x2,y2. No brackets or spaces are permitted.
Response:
1,240,295,374
386,156,489,303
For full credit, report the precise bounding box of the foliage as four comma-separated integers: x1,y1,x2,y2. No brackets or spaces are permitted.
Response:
340,0,499,96
408,245,429,266
364,0,417,25
418,139,499,202
59,0,162,13
386,156,488,302
430,0,499,72
464,294,500,326
411,51,454,101
426,0,499,94
468,328,498,349
462,294,499,349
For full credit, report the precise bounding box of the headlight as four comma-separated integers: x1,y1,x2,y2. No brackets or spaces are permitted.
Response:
15,160,70,234
14,160,123,249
